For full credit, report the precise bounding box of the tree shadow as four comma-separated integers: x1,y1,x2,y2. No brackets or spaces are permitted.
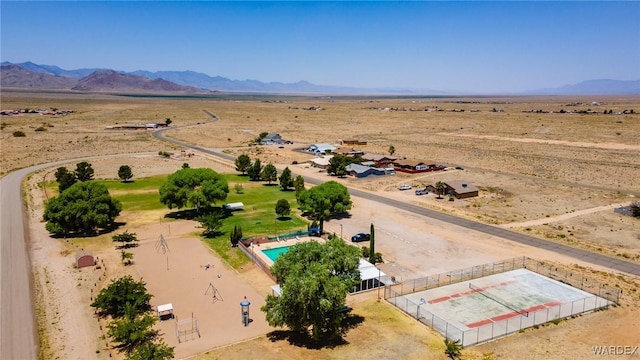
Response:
266,330,348,350
265,313,364,350
262,183,278,187
276,216,292,221
330,212,352,220
50,221,127,239
115,243,140,250
165,206,232,220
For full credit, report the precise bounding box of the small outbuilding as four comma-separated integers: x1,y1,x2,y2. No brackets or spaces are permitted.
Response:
157,303,174,320
75,250,95,268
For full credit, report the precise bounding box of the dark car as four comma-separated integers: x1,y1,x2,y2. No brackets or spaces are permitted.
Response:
351,233,370,242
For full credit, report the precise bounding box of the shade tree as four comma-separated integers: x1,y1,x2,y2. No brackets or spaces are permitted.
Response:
297,181,351,233
118,165,134,182
261,237,361,341
261,163,278,184
159,167,229,210
54,166,77,192
275,199,291,218
247,159,263,181
91,275,152,318
279,167,294,190
235,154,252,175
44,181,121,236
75,161,95,181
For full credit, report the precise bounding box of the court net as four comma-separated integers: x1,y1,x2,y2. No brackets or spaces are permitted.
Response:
469,283,529,317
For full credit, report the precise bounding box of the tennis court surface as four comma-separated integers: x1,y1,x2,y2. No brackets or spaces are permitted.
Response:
386,266,614,346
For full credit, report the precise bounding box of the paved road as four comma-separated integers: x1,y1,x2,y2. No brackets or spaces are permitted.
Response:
153,123,640,278
0,154,156,359
1,167,39,359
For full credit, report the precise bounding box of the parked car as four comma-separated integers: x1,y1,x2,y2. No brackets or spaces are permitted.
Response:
455,166,464,170
351,233,370,242
398,184,412,190
415,188,428,195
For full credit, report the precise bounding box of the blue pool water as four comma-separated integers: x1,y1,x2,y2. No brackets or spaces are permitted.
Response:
262,246,292,262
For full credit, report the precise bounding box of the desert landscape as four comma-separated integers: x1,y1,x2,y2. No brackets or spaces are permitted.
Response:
2,90,640,359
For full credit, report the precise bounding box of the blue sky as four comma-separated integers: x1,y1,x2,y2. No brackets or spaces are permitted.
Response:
1,1,639,93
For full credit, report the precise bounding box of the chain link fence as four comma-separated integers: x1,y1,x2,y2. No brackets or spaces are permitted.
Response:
385,257,618,346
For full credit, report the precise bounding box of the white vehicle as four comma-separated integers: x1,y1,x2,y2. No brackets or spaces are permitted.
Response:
415,188,428,195
398,184,412,191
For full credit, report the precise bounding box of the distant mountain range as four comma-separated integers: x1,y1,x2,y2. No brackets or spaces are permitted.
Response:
2,61,639,95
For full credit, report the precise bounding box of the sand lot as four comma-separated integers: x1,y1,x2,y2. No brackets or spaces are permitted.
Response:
4,91,639,359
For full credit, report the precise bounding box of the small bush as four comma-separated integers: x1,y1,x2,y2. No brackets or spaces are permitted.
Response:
35,126,47,132
12,131,26,137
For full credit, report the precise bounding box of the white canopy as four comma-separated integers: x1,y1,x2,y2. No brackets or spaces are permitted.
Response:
359,258,385,281
157,303,173,314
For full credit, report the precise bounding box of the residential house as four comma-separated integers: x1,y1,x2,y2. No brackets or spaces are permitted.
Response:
261,132,283,145
311,156,333,169
307,143,337,155
444,180,479,199
392,159,445,173
361,153,397,167
346,163,385,178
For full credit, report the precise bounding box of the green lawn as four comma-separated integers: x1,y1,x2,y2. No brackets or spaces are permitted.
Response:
46,174,309,268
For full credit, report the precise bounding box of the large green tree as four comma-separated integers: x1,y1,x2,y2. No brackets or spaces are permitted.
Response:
327,154,349,177
297,181,351,233
261,163,278,184
275,199,291,218
159,168,229,210
91,276,152,318
279,167,294,190
197,211,224,237
118,165,134,182
125,339,174,360
44,181,121,236
247,159,263,181
75,161,95,181
294,175,305,199
108,313,158,353
235,154,252,175
262,237,361,341
54,166,77,192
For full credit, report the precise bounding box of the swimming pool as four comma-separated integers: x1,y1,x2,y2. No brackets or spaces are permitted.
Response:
261,246,292,262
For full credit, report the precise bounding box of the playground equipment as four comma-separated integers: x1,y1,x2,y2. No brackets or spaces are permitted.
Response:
175,313,200,343
205,282,223,303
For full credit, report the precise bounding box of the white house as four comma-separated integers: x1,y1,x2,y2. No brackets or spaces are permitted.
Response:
307,143,336,155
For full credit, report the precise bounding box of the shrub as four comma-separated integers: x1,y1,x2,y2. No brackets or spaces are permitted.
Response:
630,201,640,217
12,130,26,137
35,126,47,132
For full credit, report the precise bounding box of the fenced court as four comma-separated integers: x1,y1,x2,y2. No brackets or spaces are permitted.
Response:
385,257,619,346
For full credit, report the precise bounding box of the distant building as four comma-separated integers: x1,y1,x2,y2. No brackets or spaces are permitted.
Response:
341,138,368,145
346,163,385,178
444,180,479,199
311,156,333,169
307,143,336,155
261,133,283,145
361,153,397,167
